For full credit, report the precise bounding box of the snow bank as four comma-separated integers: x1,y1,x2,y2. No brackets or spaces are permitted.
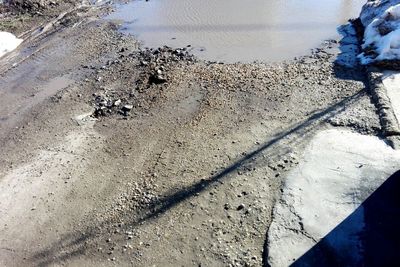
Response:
359,3,400,64
360,0,400,27
0,31,23,58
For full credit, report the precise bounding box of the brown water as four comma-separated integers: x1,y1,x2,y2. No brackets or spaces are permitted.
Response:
108,0,365,63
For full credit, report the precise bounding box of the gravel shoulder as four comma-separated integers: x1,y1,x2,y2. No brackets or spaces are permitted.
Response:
0,4,384,266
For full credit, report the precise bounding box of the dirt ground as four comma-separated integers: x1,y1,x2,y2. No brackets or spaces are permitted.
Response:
0,2,382,266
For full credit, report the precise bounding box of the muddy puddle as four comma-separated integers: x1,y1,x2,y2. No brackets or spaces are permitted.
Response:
107,0,365,63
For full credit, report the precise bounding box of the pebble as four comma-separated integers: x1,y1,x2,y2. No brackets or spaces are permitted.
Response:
122,104,133,111
237,204,245,211
114,99,121,106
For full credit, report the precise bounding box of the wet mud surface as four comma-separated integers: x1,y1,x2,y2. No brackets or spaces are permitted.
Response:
0,2,384,266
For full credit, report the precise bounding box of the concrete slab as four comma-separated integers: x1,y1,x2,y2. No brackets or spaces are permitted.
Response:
382,71,400,125
266,129,400,266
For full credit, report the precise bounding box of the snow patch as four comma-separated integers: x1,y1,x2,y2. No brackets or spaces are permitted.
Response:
359,3,400,64
360,0,400,27
0,32,23,58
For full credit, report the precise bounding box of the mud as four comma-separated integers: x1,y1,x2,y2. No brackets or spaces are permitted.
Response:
0,2,384,267
0,0,86,34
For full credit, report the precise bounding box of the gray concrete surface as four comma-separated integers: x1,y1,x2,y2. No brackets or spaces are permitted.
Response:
266,129,400,266
382,71,400,126
368,70,400,137
382,71,400,148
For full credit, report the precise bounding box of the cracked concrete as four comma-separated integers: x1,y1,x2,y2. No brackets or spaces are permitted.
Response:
266,129,400,266
368,71,400,137
383,72,400,123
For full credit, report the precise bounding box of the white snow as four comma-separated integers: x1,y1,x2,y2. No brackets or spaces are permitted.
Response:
0,32,23,58
360,0,400,27
359,4,400,64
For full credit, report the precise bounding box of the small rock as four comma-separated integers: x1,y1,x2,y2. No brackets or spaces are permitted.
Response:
237,204,245,211
122,104,133,111
149,74,167,84
114,99,122,106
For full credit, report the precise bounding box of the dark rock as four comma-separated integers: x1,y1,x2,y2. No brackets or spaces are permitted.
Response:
122,104,133,111
237,204,245,211
149,74,167,84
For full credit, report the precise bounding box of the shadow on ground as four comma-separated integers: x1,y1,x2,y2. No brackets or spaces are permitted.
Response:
29,22,372,266
124,22,337,33
30,88,366,266
136,92,365,225
290,170,400,267
263,21,392,267
333,21,365,82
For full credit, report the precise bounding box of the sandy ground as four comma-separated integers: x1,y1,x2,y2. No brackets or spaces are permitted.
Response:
0,3,386,267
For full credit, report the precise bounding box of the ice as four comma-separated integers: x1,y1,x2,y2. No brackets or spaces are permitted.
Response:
0,31,23,58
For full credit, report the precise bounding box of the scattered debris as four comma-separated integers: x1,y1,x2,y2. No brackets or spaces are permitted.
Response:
90,46,196,118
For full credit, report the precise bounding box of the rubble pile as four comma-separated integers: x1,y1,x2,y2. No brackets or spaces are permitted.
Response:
91,45,196,117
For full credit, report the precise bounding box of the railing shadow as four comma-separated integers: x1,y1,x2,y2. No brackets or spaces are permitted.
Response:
28,20,372,266
290,170,400,267
136,92,365,225
29,88,366,266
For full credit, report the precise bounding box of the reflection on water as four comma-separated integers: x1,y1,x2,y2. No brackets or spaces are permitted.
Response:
108,0,366,63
